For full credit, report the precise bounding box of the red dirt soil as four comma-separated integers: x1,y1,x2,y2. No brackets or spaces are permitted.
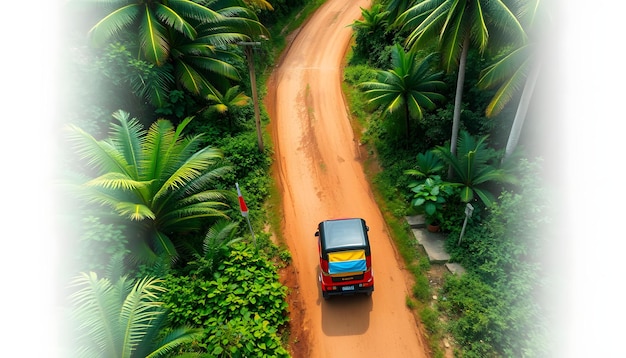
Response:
265,0,432,357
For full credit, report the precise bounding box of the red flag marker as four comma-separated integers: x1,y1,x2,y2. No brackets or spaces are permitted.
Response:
236,182,248,217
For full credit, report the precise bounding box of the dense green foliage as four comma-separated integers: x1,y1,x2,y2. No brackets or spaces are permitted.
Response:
360,46,445,142
60,0,318,356
161,244,289,356
66,110,234,263
407,175,456,225
60,0,552,355
433,130,519,206
69,272,202,358
86,0,269,101
345,0,551,356
440,160,551,357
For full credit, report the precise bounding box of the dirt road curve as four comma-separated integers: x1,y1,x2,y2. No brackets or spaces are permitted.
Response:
265,0,430,357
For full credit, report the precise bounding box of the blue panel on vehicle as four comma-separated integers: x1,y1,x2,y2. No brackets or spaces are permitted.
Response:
328,250,367,274
328,260,366,274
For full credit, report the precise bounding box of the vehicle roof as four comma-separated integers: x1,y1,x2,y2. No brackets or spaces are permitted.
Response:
319,218,367,249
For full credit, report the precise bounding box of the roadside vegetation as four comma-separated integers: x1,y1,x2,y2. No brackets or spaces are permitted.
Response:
59,0,554,357
344,0,554,356
58,0,323,356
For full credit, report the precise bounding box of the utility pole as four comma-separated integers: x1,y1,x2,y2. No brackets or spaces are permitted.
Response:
238,42,263,152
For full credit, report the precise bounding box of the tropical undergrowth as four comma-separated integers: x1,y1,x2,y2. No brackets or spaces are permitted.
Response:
342,3,551,355
439,159,553,357
60,0,322,356
162,243,290,357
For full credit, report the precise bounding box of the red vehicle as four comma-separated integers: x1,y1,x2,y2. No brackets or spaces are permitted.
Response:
316,218,374,299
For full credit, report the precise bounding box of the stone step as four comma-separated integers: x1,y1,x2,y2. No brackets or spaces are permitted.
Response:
411,228,449,264
405,216,466,275
445,263,466,276
405,215,426,228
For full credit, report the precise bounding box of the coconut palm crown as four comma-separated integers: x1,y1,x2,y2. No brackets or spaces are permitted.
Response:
69,272,202,357
66,110,233,262
360,45,445,140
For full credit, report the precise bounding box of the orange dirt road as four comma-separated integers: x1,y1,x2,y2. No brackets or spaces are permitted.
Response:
265,0,430,357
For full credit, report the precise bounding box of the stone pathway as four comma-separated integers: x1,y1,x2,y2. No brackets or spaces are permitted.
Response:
405,215,465,275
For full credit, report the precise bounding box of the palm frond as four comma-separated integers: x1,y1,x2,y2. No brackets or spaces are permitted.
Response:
154,3,197,39
175,60,212,94
143,119,177,182
65,124,134,175
184,54,241,80
119,277,166,358
146,327,204,358
85,172,152,192
129,63,175,108
478,45,530,117
211,16,270,39
438,6,465,73
242,0,274,11
153,147,223,201
179,165,233,197
150,230,179,259
168,0,225,23
470,0,489,52
203,219,242,255
139,7,171,65
485,0,528,44
161,202,230,226
108,110,146,180
72,182,138,210
70,272,130,357
114,201,156,221
474,187,497,206
177,190,232,206
88,5,140,45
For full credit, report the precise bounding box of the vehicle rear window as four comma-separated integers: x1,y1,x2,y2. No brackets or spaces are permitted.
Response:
322,219,367,249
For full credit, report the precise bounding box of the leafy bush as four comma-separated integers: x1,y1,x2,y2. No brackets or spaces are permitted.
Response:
218,131,273,211
441,159,550,357
161,244,289,356
412,275,431,301
420,307,440,334
407,175,456,225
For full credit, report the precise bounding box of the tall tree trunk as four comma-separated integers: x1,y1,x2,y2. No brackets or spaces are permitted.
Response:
448,36,470,179
504,60,542,160
405,99,410,145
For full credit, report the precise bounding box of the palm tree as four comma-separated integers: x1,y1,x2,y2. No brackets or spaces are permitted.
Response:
204,85,251,128
88,0,219,66
350,4,390,65
66,110,233,262
87,0,270,98
167,0,270,96
395,0,527,170
69,272,202,357
360,45,445,141
382,0,416,21
188,219,243,276
476,0,548,159
405,149,445,179
433,130,517,206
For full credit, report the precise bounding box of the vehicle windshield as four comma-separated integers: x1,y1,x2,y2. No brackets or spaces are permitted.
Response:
322,219,367,249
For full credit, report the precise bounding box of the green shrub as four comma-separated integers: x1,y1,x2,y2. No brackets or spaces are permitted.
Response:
161,244,289,356
440,159,550,357
412,275,431,301
420,307,440,334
